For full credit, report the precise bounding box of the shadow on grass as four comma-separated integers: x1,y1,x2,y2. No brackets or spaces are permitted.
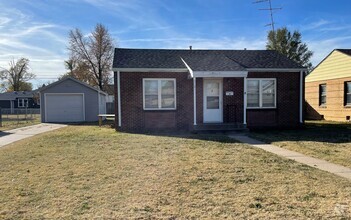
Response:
250,120,351,144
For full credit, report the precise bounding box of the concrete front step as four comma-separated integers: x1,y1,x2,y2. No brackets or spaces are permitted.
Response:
193,123,248,131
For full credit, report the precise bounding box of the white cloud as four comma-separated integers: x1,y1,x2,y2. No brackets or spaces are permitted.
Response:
301,19,331,31
0,5,68,89
307,35,351,66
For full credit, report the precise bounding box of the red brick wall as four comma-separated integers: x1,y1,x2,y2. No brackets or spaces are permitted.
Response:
114,71,302,131
247,72,302,128
223,78,244,123
116,72,193,132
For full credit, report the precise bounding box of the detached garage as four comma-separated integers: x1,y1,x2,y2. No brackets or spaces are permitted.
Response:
39,77,107,123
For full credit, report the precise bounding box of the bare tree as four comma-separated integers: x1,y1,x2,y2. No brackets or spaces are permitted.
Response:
67,23,114,90
0,58,35,91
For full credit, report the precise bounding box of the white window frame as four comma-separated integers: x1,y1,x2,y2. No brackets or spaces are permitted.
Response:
246,78,277,109
18,98,28,108
143,78,177,110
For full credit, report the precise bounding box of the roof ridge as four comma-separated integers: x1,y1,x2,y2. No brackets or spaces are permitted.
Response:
115,48,270,52
223,54,248,69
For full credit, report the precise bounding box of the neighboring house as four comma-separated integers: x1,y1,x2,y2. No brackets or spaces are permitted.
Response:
0,91,40,113
104,84,115,103
38,77,107,123
112,48,306,132
104,84,115,114
305,49,351,121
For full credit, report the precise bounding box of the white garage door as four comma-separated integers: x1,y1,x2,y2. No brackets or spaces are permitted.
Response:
45,94,84,122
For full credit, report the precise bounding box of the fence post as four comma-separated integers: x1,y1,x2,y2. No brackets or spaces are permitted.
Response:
0,107,2,127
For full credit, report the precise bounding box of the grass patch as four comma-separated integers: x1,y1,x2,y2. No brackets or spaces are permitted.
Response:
0,125,351,218
250,120,351,168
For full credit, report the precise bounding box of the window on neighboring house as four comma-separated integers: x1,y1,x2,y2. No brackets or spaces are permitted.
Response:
319,84,327,106
18,98,28,108
345,81,351,106
143,79,176,110
247,79,276,108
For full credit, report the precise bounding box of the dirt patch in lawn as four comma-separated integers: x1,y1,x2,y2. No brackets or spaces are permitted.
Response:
251,120,351,169
1,125,351,219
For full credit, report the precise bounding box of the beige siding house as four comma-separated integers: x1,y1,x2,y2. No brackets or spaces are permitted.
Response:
305,49,351,121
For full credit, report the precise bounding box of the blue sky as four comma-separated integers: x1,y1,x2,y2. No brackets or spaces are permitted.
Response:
0,0,350,88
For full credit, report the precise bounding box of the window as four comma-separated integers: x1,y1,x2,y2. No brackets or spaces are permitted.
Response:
319,84,326,106
345,82,351,106
143,79,176,110
247,79,276,108
18,98,28,108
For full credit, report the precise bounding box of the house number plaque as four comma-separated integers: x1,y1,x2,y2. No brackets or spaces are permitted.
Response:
226,91,234,96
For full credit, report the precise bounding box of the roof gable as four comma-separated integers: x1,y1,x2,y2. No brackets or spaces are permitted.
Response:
306,49,351,82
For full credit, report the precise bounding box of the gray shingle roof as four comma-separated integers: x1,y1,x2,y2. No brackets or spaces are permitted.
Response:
113,48,304,71
336,49,351,56
0,91,36,101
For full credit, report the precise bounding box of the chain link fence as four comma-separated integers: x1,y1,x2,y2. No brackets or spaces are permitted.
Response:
0,108,41,129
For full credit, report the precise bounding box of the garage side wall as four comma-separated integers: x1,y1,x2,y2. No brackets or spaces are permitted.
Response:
40,79,99,122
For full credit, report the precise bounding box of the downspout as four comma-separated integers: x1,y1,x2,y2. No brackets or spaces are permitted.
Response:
193,77,197,126
117,71,122,127
299,70,304,124
243,77,247,126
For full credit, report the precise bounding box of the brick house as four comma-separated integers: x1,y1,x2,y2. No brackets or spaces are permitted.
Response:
113,48,306,132
305,49,351,121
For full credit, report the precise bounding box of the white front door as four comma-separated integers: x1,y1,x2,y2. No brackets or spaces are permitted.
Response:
203,79,223,123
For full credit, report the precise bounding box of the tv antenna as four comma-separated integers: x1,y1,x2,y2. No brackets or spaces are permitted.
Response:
253,0,282,34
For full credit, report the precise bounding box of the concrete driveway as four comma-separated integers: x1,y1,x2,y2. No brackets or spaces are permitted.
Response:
0,123,67,148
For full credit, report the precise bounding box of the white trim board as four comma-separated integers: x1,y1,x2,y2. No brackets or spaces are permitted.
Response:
194,71,248,78
247,68,307,72
113,68,188,72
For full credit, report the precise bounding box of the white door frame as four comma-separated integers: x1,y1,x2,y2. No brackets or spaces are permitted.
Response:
203,78,223,123
44,93,85,122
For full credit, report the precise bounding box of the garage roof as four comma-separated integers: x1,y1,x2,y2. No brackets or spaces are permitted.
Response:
38,77,107,95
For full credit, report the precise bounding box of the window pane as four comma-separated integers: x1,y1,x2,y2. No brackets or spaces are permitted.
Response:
207,96,219,109
262,80,275,107
247,80,259,107
206,82,219,96
347,82,351,93
145,80,158,95
320,84,326,105
145,80,158,108
347,94,351,105
161,80,175,108
145,95,158,108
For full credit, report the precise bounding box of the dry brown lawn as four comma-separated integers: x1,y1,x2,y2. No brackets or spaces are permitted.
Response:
251,120,351,169
1,125,351,219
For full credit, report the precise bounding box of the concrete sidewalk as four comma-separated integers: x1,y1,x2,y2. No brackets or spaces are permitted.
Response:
229,134,351,181
0,123,67,148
